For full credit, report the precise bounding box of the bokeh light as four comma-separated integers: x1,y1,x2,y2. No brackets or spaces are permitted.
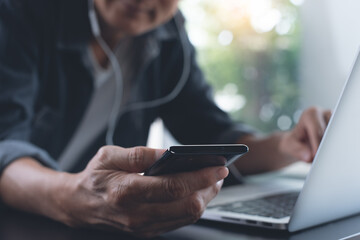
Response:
180,0,301,132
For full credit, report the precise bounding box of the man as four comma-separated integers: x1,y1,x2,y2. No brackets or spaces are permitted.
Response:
0,0,330,238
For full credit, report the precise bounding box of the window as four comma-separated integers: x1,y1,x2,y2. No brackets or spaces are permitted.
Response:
180,0,303,133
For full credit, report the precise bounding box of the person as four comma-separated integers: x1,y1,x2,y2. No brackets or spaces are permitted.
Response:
0,0,331,238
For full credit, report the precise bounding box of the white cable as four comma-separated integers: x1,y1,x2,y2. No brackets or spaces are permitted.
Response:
88,0,191,145
98,36,124,145
120,15,191,113
88,0,124,145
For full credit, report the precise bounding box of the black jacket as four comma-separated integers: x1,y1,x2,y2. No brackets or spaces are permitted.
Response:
0,0,252,173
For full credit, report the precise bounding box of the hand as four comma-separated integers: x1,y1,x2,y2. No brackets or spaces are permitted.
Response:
58,146,228,238
279,107,331,163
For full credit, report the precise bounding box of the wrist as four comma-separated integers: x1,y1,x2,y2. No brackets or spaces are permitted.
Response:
48,171,87,227
0,158,76,222
236,132,291,174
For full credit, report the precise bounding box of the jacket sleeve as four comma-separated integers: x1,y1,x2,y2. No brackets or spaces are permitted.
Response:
0,0,58,175
159,27,255,145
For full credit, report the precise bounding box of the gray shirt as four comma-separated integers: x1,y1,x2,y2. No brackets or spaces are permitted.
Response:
59,39,136,171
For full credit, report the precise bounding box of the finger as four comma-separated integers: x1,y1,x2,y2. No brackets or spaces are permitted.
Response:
303,108,327,155
94,146,165,172
144,183,220,222
197,180,223,205
324,110,332,125
122,184,222,237
286,138,312,162
124,166,228,202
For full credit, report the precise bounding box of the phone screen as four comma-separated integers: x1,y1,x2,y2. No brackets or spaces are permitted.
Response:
144,144,248,176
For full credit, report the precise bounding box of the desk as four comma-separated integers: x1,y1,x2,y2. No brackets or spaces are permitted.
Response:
1,164,360,240
1,208,360,240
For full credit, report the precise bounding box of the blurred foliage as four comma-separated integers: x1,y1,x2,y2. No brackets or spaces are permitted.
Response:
180,0,302,133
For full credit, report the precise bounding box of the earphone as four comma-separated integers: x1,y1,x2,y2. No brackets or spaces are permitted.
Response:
88,0,191,145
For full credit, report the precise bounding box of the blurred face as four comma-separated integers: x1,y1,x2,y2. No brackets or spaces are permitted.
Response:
94,0,180,38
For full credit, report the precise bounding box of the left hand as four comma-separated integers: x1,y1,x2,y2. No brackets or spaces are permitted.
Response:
279,107,332,163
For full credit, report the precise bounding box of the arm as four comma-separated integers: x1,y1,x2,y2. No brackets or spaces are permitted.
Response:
0,1,58,173
157,23,331,174
235,107,332,175
0,146,228,238
0,158,68,221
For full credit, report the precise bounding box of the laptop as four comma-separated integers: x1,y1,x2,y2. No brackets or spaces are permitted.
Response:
202,49,360,232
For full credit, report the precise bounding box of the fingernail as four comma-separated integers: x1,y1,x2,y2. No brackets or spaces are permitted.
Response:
217,167,229,179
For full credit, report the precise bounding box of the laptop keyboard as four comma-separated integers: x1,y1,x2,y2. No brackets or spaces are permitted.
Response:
211,191,300,219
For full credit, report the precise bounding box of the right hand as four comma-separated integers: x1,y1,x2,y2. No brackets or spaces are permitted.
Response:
58,146,228,238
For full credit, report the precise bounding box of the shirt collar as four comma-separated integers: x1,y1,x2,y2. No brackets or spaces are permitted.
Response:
152,11,183,41
140,11,184,66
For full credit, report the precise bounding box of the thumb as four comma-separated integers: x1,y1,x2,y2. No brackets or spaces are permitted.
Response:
92,146,166,172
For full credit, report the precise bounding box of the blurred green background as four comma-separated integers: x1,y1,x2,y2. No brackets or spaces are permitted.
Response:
180,0,303,133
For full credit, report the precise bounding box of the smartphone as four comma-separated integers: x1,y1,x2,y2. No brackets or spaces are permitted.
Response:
144,144,249,176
